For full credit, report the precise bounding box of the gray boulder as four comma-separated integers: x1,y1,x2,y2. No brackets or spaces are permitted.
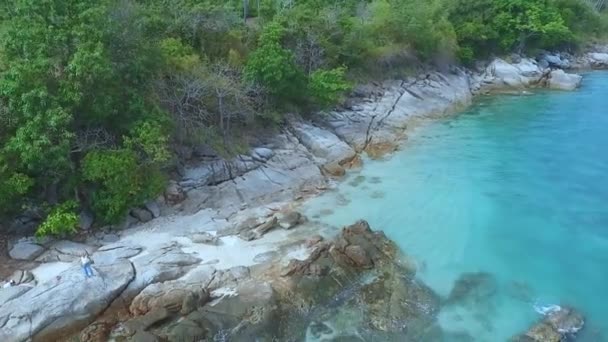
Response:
548,70,582,91
542,54,571,69
0,259,135,342
131,208,153,223
36,240,97,262
251,147,274,162
9,240,45,261
290,121,356,166
144,201,161,218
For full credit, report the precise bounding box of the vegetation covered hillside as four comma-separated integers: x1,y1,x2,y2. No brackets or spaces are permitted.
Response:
0,0,606,236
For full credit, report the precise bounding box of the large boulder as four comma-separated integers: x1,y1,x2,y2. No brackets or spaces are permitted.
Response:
36,240,98,262
587,52,608,68
8,240,45,261
540,53,571,69
131,208,153,223
485,58,543,89
547,69,582,91
0,259,135,342
290,121,356,166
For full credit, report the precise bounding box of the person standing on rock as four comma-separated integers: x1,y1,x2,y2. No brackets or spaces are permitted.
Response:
81,253,94,278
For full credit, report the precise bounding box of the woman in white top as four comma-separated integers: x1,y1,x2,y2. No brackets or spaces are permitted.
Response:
81,253,94,278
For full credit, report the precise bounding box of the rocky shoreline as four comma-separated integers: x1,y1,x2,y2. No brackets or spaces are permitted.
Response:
2,48,607,341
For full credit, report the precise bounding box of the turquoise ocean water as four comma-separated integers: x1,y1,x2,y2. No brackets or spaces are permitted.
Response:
302,72,608,341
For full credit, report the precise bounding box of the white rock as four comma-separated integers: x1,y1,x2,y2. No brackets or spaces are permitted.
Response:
548,70,582,91
588,52,608,67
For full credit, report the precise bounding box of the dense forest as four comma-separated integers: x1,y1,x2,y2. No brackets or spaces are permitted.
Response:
0,0,606,237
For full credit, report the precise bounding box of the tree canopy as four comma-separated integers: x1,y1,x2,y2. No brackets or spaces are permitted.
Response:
0,0,606,236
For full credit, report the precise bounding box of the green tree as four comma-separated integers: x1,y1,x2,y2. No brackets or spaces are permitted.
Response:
245,21,305,104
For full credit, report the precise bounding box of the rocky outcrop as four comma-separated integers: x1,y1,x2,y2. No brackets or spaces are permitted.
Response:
276,220,440,340
0,259,135,342
514,306,584,342
326,70,472,153
548,69,583,91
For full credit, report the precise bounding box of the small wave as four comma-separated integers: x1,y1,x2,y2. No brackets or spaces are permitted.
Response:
533,303,562,316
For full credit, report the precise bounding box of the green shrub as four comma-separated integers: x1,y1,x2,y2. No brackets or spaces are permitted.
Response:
36,201,79,238
309,67,351,107
82,149,165,224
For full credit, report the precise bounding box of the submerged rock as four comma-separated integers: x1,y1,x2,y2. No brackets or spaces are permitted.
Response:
277,220,440,340
514,306,584,342
445,272,498,306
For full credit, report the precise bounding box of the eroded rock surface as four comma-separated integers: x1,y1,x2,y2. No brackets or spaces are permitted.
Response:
0,259,134,342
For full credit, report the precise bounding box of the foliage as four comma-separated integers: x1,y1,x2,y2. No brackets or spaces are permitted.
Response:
35,201,79,238
82,149,165,223
245,21,305,103
0,0,605,233
309,67,351,106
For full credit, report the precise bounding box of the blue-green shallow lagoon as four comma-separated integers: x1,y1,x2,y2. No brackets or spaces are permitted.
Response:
303,72,608,341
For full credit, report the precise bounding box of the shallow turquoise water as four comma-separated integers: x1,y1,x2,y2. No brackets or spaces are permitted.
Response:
303,72,608,341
